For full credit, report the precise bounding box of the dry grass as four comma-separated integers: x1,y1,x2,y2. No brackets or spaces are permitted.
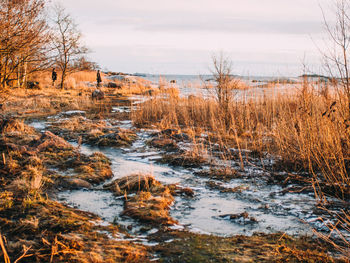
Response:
132,81,350,258
104,174,180,225
30,70,99,89
0,117,149,262
0,70,103,118
0,70,162,118
132,82,350,196
48,116,138,147
0,86,94,118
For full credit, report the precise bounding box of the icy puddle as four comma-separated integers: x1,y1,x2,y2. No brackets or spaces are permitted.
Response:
28,113,321,238
56,133,316,237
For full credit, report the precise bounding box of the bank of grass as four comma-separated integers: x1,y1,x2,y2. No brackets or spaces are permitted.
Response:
0,70,156,118
0,117,149,262
132,83,350,197
0,78,94,118
132,82,350,256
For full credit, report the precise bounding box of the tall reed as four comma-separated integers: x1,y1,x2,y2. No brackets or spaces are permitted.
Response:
132,82,350,198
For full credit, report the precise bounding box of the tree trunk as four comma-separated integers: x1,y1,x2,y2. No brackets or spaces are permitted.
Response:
60,68,66,89
20,61,27,88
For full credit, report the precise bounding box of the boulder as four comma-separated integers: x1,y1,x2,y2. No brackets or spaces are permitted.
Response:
106,82,122,89
26,81,40,89
92,89,105,100
62,178,92,189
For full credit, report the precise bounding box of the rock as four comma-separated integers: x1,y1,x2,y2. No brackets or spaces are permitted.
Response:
219,212,258,225
26,81,40,89
169,184,195,197
92,89,104,100
106,82,122,89
62,178,92,189
106,82,117,88
181,187,195,197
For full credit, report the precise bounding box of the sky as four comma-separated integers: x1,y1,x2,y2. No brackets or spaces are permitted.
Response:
58,0,331,76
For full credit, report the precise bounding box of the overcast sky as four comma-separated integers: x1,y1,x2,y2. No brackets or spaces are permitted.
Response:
58,0,330,76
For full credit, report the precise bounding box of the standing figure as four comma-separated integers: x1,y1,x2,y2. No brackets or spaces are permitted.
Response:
51,68,57,87
97,70,102,87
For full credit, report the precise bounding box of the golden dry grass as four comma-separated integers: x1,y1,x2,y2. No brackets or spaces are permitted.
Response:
0,118,149,262
104,174,178,225
0,71,102,117
132,80,350,258
132,82,350,199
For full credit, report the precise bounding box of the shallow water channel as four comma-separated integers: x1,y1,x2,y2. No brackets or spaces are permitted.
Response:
28,109,329,243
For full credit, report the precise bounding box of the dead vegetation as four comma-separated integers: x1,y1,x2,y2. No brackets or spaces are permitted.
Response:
105,174,177,225
0,68,348,261
104,174,193,226
0,69,156,119
132,83,350,197
0,117,149,262
132,79,350,259
48,116,137,147
0,197,148,262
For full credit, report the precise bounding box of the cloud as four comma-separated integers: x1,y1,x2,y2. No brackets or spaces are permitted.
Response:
133,17,323,35
64,0,324,36
59,0,326,75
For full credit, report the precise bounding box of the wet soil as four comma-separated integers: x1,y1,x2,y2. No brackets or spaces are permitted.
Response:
149,230,341,263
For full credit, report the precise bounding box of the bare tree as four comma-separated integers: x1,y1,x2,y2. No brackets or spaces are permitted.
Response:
0,0,50,90
321,0,350,115
50,4,87,89
210,53,239,130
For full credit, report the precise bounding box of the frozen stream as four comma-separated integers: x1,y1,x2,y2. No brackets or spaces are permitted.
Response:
29,114,325,239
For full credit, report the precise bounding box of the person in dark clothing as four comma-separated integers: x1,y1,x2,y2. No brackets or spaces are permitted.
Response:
97,70,102,87
51,68,57,86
